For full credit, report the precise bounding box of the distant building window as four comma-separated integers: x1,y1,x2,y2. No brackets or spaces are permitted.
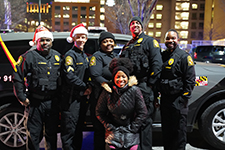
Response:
200,3,205,11
100,14,105,20
72,14,78,18
150,14,154,19
199,13,204,20
199,22,204,29
176,2,190,11
175,21,188,29
155,32,161,37
55,6,60,10
55,22,60,25
72,6,78,10
192,4,198,9
148,32,154,37
72,22,77,26
100,7,105,13
81,7,86,11
81,15,86,19
156,23,162,28
64,22,69,25
90,6,95,11
191,22,196,29
176,12,189,20
156,5,163,10
63,6,70,11
55,13,61,18
148,23,154,28
156,14,162,19
191,32,196,38
63,14,70,18
192,13,197,19
180,31,188,39
198,32,203,39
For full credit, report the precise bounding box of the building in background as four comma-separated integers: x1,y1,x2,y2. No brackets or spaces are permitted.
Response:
51,0,102,32
146,0,205,45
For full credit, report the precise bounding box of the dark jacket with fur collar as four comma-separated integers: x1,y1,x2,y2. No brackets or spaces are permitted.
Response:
96,76,147,148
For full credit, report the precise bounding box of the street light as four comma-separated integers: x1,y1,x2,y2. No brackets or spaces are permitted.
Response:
39,0,41,26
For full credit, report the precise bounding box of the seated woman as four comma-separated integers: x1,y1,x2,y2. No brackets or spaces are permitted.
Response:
96,57,147,150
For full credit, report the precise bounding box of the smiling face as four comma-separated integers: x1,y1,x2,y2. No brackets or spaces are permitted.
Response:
129,20,143,37
73,34,88,50
100,38,115,53
114,70,128,88
36,37,52,55
165,31,179,51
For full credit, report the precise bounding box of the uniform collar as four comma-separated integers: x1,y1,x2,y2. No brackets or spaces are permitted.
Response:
72,46,84,54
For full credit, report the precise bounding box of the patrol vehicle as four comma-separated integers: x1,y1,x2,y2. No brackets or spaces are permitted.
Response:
0,32,225,150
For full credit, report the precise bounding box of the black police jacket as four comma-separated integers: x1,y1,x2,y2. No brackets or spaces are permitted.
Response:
61,46,89,94
121,32,163,86
89,50,118,99
13,48,61,102
159,46,196,98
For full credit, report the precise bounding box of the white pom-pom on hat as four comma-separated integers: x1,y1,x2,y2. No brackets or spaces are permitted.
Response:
67,23,88,43
29,25,53,46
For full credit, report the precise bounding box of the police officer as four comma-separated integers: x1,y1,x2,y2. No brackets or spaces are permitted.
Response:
120,16,163,150
89,31,118,150
158,29,195,150
13,26,61,150
60,24,92,150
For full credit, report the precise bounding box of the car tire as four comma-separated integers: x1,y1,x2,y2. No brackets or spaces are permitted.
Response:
0,105,26,150
199,100,225,150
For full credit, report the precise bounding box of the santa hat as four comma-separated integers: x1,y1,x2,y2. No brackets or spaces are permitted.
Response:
29,25,53,46
67,23,88,43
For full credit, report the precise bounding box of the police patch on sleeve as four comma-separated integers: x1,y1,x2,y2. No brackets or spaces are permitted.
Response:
55,55,60,62
153,39,159,48
16,56,23,66
187,55,194,66
89,56,96,66
65,56,73,66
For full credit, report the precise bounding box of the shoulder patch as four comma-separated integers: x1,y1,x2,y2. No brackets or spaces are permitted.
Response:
55,55,60,62
16,56,23,66
89,56,96,66
137,38,143,43
187,55,194,66
153,39,159,48
168,58,174,65
65,56,73,66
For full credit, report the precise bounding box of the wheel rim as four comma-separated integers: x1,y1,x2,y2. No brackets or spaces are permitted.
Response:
212,108,225,142
0,112,26,148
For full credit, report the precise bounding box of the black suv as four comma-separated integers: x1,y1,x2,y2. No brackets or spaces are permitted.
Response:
193,45,225,64
1,32,225,150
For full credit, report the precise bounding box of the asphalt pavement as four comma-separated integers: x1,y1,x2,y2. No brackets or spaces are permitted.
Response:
40,132,210,150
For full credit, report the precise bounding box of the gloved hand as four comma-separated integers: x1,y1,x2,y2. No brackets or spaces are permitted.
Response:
101,82,112,93
128,75,138,87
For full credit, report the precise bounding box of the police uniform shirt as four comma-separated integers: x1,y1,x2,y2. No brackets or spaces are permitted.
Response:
89,50,118,84
62,46,89,91
161,46,196,98
121,32,163,86
13,48,61,102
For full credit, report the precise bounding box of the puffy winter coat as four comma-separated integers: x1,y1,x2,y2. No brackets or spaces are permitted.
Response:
96,77,147,148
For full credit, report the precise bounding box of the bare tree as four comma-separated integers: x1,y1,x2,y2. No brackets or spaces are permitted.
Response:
204,0,225,40
105,0,158,34
0,0,28,29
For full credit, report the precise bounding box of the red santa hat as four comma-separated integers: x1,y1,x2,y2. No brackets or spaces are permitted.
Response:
29,25,53,46
67,23,88,43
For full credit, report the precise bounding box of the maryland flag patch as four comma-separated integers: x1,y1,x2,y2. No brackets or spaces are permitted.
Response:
195,76,208,86
65,56,73,66
55,55,60,62
187,55,194,66
89,56,96,67
153,39,159,48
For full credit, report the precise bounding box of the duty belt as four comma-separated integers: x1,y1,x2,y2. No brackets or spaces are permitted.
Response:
31,92,56,100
